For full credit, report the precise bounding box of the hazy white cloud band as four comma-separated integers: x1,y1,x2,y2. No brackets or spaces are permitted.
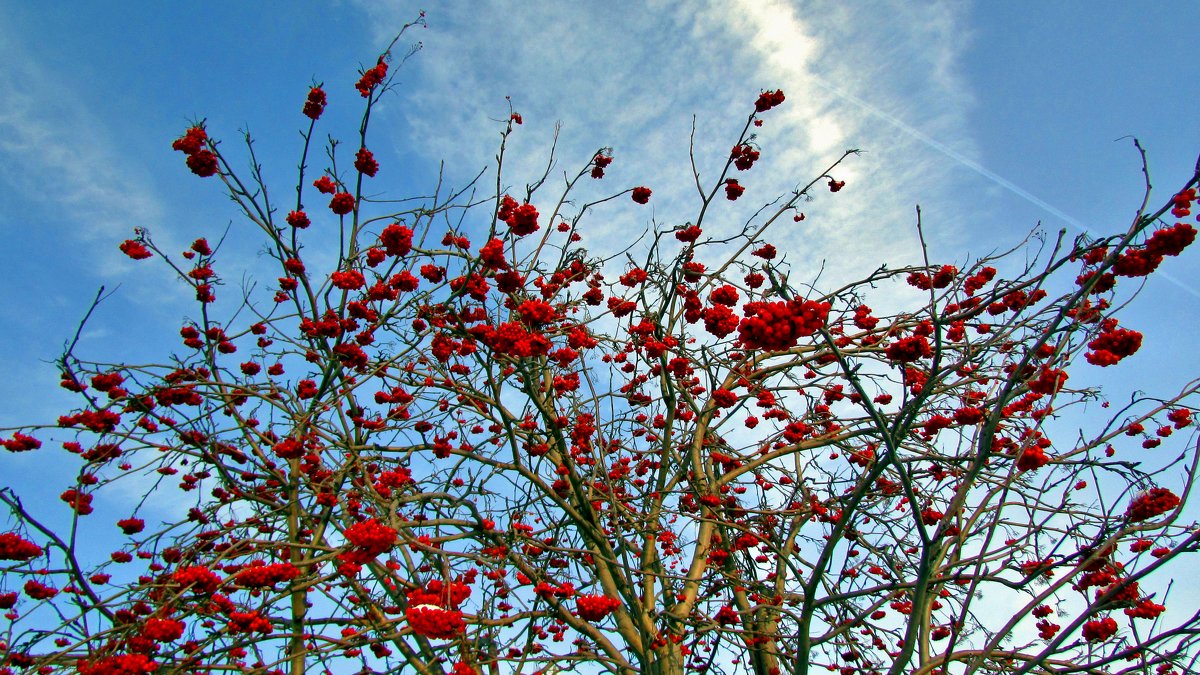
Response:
354,0,983,288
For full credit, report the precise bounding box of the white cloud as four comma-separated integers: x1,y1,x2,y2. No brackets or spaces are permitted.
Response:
0,29,169,275
0,23,201,431
350,0,982,298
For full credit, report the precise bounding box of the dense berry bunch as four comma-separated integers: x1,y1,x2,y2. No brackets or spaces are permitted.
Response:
885,336,932,363
171,126,217,177
142,617,186,642
116,518,144,535
754,88,786,112
355,146,380,177
406,605,466,639
1126,488,1181,522
1082,616,1118,642
497,195,540,236
343,518,398,559
0,533,42,561
118,239,153,260
227,610,273,634
302,86,327,119
591,152,613,178
234,561,301,588
907,265,957,290
356,57,388,97
329,192,356,215
1086,324,1143,366
172,566,222,594
59,488,94,515
737,299,830,351
575,594,621,621
380,223,415,257
407,580,471,609
76,653,160,675
731,144,760,170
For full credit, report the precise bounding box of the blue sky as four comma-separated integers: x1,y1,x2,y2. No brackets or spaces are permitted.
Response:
1,0,1198,531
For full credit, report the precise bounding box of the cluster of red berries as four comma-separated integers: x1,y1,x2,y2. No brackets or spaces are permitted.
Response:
497,195,540,236
469,321,552,358
342,518,398,559
380,223,415,257
60,488,94,515
406,604,466,639
702,304,739,338
575,593,621,621
1016,438,1053,472
354,146,379,177
116,518,144,535
1125,487,1180,522
754,89,786,112
172,125,217,177
737,299,830,351
1,432,41,452
0,533,42,561
172,565,222,594
356,57,388,97
1082,616,1118,642
119,239,153,260
329,191,356,215
142,617,186,642
77,654,159,675
302,86,326,119
885,336,932,363
1085,321,1143,367
591,152,613,178
731,144,760,170
227,610,273,634
408,579,472,609
907,265,957,290
233,561,301,588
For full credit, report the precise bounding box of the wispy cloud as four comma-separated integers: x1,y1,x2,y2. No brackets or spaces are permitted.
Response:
351,1,984,292
0,33,168,274
710,1,985,275
0,23,187,427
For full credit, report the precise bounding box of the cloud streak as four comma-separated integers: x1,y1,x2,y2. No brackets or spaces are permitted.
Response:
351,1,984,292
0,30,167,273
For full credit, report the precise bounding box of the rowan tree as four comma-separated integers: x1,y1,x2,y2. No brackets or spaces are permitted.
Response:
2,16,1199,675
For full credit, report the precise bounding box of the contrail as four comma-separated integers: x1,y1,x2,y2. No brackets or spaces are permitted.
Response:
811,76,1200,299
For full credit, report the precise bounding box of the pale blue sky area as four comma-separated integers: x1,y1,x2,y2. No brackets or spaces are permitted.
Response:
0,0,1197,555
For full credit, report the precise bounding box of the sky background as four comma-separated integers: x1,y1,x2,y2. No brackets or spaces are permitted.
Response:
1,0,1198,573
